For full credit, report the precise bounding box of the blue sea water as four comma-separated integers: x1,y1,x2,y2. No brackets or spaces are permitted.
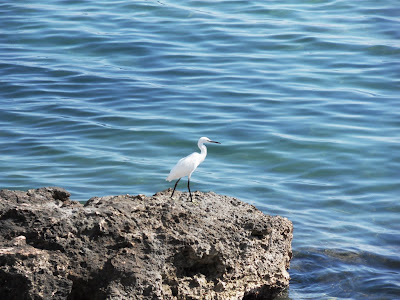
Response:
1,0,399,299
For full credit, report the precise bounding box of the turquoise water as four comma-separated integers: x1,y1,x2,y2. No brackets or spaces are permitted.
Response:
1,1,399,299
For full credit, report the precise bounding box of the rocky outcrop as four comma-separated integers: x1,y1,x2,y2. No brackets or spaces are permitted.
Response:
0,187,293,300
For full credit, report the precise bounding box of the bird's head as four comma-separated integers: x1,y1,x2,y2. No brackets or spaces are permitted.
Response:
199,137,221,145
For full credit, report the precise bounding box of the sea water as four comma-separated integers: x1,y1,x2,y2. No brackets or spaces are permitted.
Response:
1,1,399,299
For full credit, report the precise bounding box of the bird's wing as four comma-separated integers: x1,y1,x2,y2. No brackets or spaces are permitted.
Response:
166,152,200,181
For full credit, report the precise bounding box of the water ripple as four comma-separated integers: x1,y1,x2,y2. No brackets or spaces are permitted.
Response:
1,0,400,299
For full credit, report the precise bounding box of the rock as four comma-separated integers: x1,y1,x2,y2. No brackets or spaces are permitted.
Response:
0,187,293,300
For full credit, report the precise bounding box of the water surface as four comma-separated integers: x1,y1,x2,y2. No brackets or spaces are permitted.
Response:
1,1,399,299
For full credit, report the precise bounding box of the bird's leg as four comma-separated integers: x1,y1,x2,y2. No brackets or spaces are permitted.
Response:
187,178,193,202
171,178,181,198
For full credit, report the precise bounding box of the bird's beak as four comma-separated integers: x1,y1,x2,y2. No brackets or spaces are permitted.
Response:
210,140,221,144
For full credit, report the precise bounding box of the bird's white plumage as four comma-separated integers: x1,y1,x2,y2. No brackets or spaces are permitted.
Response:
166,152,203,181
166,137,219,182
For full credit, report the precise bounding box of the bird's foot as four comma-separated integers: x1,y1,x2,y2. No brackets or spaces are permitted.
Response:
188,196,199,205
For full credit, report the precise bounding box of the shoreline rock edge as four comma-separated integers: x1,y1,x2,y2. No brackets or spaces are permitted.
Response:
0,187,293,300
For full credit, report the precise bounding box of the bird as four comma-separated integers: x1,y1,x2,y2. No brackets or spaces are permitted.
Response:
166,137,221,201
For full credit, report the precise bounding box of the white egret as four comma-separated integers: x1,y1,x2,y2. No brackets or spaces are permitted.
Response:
166,137,221,201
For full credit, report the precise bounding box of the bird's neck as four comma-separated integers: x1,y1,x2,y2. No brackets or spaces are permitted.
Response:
199,144,207,160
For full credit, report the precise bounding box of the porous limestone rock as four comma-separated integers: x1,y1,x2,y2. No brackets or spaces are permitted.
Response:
0,187,293,299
